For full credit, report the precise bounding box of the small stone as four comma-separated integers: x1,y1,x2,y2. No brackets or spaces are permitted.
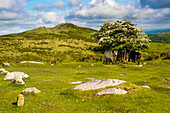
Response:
91,64,94,66
0,68,6,72
0,68,9,75
17,94,24,107
142,85,150,89
3,63,10,66
22,87,41,94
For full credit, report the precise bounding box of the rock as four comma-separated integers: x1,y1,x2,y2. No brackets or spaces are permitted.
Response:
97,88,128,95
20,61,44,64
3,72,29,80
71,81,84,84
3,63,10,66
9,74,25,85
17,94,24,107
0,68,6,72
142,85,150,89
1,71,9,74
74,79,126,91
91,64,94,66
0,68,9,74
22,87,41,94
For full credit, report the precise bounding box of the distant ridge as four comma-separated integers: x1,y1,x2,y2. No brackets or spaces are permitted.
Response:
149,31,170,43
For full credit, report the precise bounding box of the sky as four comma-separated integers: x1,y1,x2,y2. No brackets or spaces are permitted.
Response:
0,0,170,35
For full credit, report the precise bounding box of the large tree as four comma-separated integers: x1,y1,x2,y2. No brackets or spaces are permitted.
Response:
92,20,150,62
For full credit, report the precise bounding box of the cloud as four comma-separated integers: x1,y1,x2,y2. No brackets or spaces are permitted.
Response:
67,0,127,19
66,0,170,29
32,1,66,11
0,0,26,11
43,11,65,23
67,0,80,7
50,1,65,9
32,4,47,11
140,0,170,9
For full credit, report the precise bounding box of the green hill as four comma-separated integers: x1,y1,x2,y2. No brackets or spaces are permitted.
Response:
0,23,101,63
149,32,170,43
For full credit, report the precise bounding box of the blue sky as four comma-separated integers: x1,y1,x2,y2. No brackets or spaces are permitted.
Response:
0,0,170,35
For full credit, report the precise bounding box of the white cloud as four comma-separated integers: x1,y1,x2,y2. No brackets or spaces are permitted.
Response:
67,0,80,7
0,11,18,20
43,12,65,23
50,1,65,9
0,0,26,11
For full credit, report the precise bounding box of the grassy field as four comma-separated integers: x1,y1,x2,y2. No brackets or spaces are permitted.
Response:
0,23,170,112
0,59,169,113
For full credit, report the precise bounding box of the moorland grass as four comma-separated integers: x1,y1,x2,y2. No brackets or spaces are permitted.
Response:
0,60,169,113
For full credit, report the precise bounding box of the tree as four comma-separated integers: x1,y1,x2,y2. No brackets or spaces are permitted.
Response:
92,20,150,62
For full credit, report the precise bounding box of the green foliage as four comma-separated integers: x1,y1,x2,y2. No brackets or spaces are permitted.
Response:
92,20,150,51
91,20,150,62
149,32,170,43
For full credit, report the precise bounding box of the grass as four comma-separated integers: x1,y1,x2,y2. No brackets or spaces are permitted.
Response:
0,60,169,113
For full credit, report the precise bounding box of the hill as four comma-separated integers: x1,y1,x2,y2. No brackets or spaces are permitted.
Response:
149,32,170,43
0,23,101,63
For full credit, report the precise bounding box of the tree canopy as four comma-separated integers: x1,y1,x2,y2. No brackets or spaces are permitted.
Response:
92,20,150,62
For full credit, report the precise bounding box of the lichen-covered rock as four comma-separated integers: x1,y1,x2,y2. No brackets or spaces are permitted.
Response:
97,88,128,95
74,79,126,91
9,75,25,85
22,87,41,94
17,94,24,107
3,72,29,80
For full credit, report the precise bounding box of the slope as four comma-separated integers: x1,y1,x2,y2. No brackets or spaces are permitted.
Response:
0,23,101,63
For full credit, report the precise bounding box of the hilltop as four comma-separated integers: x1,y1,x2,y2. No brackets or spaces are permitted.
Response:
149,32,170,43
0,23,101,63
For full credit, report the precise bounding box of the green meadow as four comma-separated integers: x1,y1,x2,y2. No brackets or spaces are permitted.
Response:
0,60,170,113
0,23,170,113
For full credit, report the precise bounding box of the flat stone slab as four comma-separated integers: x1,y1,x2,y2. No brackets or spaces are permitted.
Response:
3,72,29,80
22,87,41,94
71,81,84,84
20,61,44,64
74,79,126,91
97,88,128,95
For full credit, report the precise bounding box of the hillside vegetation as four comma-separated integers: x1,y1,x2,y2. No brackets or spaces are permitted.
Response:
0,23,101,63
149,32,170,43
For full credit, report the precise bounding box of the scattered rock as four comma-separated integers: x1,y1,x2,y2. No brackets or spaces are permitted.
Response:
74,79,126,91
71,81,84,84
3,63,10,66
17,94,24,107
0,68,6,72
3,72,29,80
77,65,81,68
9,74,25,85
91,64,94,66
22,87,41,94
20,61,44,64
1,71,9,74
120,74,125,76
142,85,150,89
97,88,128,95
0,68,9,74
